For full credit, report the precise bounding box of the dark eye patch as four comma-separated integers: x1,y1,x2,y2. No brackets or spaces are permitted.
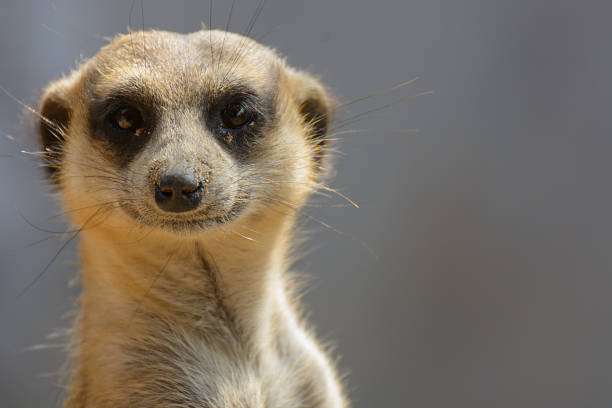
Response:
88,93,157,167
207,87,273,157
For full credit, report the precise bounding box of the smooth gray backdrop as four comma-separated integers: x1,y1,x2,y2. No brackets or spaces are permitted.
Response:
2,1,612,407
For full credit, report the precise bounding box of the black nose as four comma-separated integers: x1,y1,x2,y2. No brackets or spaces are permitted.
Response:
155,170,203,213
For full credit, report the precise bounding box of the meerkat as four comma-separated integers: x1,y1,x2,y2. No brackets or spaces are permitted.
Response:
36,28,349,407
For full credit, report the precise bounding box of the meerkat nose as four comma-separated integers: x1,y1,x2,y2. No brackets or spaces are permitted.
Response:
154,168,203,213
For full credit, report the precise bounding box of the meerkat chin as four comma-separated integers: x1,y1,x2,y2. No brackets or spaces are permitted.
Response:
37,29,348,407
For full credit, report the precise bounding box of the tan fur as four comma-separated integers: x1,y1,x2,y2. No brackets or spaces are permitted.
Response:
38,29,347,407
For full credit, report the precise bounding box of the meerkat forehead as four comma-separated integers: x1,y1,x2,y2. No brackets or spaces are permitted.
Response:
86,30,280,107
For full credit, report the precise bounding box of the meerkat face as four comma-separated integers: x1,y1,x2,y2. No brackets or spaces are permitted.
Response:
38,29,332,234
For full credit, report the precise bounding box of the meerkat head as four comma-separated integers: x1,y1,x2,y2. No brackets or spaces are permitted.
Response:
37,29,332,236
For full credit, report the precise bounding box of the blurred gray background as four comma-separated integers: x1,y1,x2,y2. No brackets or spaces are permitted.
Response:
1,0,612,407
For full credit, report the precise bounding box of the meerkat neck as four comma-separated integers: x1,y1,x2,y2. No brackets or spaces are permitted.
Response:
78,212,295,334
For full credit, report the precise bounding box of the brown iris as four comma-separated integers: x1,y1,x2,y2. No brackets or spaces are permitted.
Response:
221,101,255,129
110,106,143,133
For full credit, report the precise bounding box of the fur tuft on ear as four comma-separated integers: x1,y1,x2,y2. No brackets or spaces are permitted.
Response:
286,68,334,150
38,75,75,178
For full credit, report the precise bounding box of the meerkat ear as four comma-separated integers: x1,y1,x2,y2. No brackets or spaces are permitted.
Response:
38,76,75,178
287,69,334,149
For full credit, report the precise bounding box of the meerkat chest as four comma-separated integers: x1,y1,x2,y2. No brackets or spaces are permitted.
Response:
102,321,324,408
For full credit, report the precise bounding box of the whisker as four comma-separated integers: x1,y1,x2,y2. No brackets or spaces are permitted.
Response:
17,206,111,298
253,24,282,44
0,128,17,142
44,199,141,221
140,0,147,71
21,150,130,180
0,84,61,132
41,23,68,40
128,0,138,58
209,0,215,72
327,128,420,138
240,179,359,209
19,203,116,235
220,0,266,87
244,0,267,39
252,196,378,259
117,225,157,245
218,0,236,65
230,230,256,242
0,235,57,254
129,246,178,324
332,91,434,131
334,77,420,112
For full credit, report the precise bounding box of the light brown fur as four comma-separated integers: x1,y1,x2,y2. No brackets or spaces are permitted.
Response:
37,29,347,407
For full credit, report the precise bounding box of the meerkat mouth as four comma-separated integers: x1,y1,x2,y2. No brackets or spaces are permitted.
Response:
118,195,249,234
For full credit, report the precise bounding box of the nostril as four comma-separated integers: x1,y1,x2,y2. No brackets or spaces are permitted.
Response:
155,185,175,203
181,183,203,196
160,187,174,198
181,183,197,196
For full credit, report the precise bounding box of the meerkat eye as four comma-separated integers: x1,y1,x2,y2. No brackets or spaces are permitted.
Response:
221,99,256,130
108,106,144,134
